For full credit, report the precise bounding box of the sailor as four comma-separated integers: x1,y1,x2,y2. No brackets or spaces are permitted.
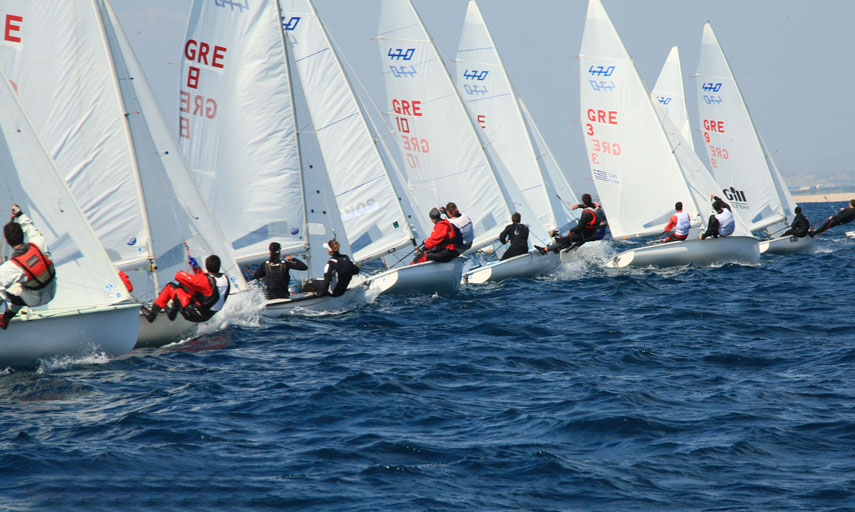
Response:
142,254,230,323
442,202,474,253
0,204,57,330
303,240,358,297
412,207,460,264
498,212,529,260
662,201,691,243
700,199,736,239
810,199,855,237
782,206,810,238
252,241,308,299
537,193,599,254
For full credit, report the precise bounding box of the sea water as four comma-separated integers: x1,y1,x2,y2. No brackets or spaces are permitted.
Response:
1,202,853,511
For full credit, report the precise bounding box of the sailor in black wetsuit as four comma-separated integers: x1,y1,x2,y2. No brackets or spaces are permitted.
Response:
810,199,855,237
537,193,599,254
781,207,810,238
252,242,308,299
303,240,359,297
498,212,529,261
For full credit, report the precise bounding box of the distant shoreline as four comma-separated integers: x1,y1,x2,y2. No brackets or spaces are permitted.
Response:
791,192,855,203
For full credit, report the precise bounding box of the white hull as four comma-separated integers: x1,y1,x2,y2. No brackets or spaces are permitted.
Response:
605,236,760,268
463,250,558,284
0,304,140,366
263,287,363,317
759,235,816,255
135,311,199,348
366,258,465,295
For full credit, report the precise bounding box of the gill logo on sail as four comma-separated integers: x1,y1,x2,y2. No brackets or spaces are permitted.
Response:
214,0,249,12
388,48,415,61
722,187,749,208
281,16,300,31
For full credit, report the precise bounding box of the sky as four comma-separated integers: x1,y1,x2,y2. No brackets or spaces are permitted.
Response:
112,0,855,195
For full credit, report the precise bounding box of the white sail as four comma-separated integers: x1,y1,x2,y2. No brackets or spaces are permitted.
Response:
695,23,790,232
0,0,247,302
99,0,247,297
0,65,131,311
0,1,150,268
376,0,515,251
579,0,700,239
279,0,416,265
454,0,575,233
656,104,752,237
651,46,695,154
181,0,307,264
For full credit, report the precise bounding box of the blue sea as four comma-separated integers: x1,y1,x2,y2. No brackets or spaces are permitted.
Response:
2,201,853,511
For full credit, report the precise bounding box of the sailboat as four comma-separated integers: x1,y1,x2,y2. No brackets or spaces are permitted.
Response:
651,47,696,155
377,0,557,285
276,0,469,296
182,0,370,313
0,0,249,346
695,23,811,255
0,65,139,366
454,0,581,280
579,0,759,268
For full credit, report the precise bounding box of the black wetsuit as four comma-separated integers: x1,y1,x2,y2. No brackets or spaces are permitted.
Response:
782,213,810,238
546,208,598,252
812,207,855,237
304,252,358,297
253,257,308,299
499,222,529,260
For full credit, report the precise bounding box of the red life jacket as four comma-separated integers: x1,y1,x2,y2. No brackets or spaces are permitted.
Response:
434,219,458,252
10,243,56,290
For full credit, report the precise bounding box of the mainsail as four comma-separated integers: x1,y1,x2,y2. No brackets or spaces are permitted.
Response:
0,0,247,301
183,0,352,276
279,0,417,266
695,23,792,233
579,0,700,239
376,0,521,251
455,0,578,233
181,0,307,265
651,46,695,154
0,65,131,311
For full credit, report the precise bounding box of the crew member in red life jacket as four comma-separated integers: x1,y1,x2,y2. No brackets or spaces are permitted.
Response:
0,204,57,329
662,201,691,243
537,193,600,254
142,254,230,323
411,207,460,264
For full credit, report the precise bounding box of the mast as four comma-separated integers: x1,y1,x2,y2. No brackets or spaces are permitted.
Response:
274,0,312,273
91,0,159,290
